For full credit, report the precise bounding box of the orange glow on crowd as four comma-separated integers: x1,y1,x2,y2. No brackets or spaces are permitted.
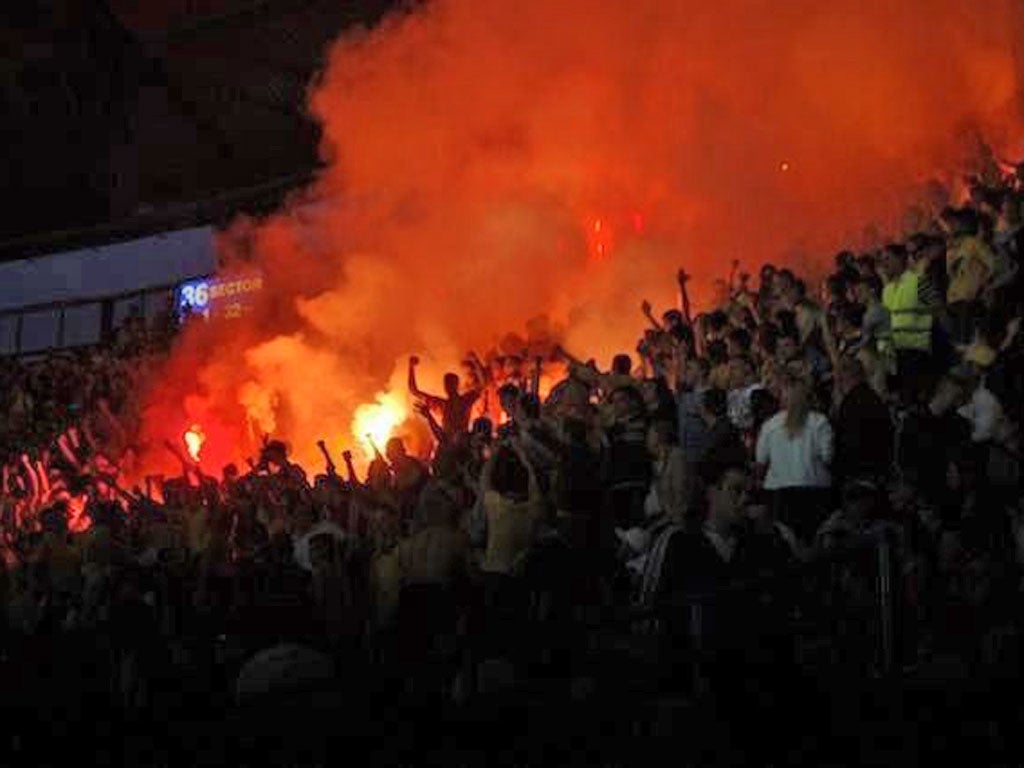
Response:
133,0,1024,479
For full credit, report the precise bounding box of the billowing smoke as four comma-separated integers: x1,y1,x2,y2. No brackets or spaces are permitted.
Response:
137,0,1024,475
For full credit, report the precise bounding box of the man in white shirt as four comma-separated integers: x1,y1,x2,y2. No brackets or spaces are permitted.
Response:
755,411,834,490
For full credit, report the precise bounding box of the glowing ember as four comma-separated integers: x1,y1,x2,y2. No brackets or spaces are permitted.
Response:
589,216,613,260
184,424,206,462
352,393,406,458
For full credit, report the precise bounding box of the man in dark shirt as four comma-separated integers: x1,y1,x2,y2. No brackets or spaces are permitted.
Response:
699,388,748,471
656,461,799,761
832,358,892,483
658,462,790,621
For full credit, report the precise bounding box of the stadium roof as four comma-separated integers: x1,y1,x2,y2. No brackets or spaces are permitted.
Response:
0,0,395,261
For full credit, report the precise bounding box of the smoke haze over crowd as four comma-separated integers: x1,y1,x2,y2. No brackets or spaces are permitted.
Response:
138,0,1024,474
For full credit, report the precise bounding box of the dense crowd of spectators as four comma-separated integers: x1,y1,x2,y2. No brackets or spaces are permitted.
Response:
2,166,1023,765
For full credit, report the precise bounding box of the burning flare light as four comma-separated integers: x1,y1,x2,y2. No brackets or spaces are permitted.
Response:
352,393,407,459
184,424,206,463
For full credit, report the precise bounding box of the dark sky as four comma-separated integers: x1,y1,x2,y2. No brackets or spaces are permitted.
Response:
0,0,394,253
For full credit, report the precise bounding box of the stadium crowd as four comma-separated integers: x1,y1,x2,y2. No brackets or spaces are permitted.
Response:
1,165,1023,766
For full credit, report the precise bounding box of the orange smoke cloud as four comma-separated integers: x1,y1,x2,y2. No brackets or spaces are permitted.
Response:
138,0,1024,475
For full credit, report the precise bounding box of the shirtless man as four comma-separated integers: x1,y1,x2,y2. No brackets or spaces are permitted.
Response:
408,356,481,440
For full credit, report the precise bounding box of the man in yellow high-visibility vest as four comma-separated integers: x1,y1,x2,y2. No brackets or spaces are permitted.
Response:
880,244,934,404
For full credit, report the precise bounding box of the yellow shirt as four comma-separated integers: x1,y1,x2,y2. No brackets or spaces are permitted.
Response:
947,236,994,304
480,491,542,574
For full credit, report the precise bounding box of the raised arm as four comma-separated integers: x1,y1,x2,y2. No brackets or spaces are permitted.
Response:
162,439,201,486
366,434,387,466
736,287,761,323
692,314,708,358
57,430,84,472
677,268,693,325
555,344,584,369
415,402,447,446
641,300,664,331
341,450,359,486
555,346,599,386
34,459,52,504
465,351,491,389
316,440,337,477
96,398,128,445
727,259,740,296
407,356,443,405
82,421,101,454
19,454,41,510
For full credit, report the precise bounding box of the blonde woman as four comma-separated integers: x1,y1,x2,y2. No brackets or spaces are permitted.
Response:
755,373,834,542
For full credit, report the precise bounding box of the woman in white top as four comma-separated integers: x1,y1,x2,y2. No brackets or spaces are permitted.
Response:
755,374,834,541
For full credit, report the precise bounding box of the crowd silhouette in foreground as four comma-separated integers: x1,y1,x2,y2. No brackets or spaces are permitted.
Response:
2,165,1024,766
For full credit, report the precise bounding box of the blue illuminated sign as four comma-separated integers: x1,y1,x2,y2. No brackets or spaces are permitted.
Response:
177,277,211,309
175,272,264,320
